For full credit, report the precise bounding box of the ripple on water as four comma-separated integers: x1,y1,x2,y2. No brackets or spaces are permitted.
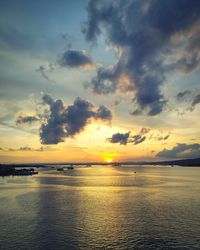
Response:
0,166,200,249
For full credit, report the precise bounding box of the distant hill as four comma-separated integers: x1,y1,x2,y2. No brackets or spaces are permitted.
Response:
136,157,200,167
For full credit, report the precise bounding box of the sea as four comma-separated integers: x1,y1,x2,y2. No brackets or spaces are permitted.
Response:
0,165,200,250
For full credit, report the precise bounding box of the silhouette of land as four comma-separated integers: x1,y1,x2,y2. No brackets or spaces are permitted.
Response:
0,157,199,175
0,165,38,176
131,157,200,167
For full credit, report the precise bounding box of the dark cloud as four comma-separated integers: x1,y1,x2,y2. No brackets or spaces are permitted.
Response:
176,90,191,101
96,105,112,121
156,143,200,159
108,129,170,146
130,134,146,145
40,94,112,144
85,66,120,94
128,127,150,144
107,130,146,145
83,0,200,115
107,132,130,145
42,94,54,106
190,93,200,111
16,115,39,125
58,49,94,68
157,134,170,141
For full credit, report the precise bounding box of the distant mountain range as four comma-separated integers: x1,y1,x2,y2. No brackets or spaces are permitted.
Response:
134,157,200,167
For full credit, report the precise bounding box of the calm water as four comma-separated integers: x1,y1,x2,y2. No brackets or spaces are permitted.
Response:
0,165,200,250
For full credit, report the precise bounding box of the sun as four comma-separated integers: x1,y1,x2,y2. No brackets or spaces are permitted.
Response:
102,152,119,164
104,158,113,163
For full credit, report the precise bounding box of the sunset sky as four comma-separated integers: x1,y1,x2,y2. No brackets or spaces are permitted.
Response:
0,0,200,163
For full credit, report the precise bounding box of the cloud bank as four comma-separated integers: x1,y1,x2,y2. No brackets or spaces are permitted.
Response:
156,143,200,159
82,0,200,115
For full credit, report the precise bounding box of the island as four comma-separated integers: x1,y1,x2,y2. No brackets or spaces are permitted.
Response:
0,165,38,176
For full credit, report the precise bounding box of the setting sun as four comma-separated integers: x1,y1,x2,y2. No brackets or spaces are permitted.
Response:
105,158,113,163
102,152,119,163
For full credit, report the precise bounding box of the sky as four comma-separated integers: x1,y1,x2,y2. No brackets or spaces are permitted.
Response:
0,0,200,163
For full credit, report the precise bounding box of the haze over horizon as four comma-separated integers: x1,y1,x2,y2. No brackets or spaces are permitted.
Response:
0,0,200,163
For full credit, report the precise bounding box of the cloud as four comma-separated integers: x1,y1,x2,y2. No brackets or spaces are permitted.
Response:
107,129,147,145
36,65,51,82
107,132,130,145
82,0,200,115
156,143,200,159
40,94,112,144
95,105,112,120
190,93,200,111
176,90,191,101
130,135,146,145
149,132,170,141
1,146,49,152
157,134,170,141
19,146,49,152
58,49,94,69
174,90,199,113
16,115,39,125
36,64,56,83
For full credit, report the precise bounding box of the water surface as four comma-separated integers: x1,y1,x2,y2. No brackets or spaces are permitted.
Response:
0,165,200,249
